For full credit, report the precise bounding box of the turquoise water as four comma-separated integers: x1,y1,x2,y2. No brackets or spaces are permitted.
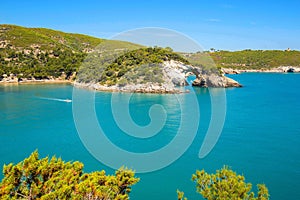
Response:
0,73,300,199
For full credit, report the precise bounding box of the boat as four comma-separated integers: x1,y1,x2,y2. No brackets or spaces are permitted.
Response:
64,99,72,103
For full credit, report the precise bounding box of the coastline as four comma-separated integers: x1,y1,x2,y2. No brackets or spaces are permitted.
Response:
2,67,299,93
73,82,187,94
0,79,72,85
0,72,76,85
222,66,300,74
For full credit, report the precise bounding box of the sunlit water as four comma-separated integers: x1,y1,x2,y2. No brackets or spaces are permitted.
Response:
0,73,299,199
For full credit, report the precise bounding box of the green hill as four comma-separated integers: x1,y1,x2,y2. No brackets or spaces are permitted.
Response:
209,50,300,69
0,24,103,51
0,24,141,80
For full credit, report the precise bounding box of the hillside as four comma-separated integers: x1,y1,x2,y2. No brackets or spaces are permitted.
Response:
209,50,300,69
0,25,103,51
0,24,141,81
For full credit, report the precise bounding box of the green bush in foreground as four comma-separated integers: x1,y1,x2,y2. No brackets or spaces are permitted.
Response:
178,166,269,200
0,151,139,200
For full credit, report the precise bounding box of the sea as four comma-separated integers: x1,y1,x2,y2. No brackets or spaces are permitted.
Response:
0,73,299,199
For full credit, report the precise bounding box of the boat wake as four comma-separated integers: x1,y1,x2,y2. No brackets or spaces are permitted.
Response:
38,97,72,103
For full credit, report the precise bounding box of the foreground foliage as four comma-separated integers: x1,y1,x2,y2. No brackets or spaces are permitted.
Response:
178,166,269,200
0,151,139,200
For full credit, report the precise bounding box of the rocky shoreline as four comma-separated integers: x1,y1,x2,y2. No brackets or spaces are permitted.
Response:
221,66,300,74
0,76,71,85
0,60,243,93
73,82,186,94
0,75,185,94
0,76,241,93
0,60,245,93
0,77,71,85
73,60,243,93
0,72,74,85
192,74,242,88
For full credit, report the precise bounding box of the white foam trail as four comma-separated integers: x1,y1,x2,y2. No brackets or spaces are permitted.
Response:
38,97,72,103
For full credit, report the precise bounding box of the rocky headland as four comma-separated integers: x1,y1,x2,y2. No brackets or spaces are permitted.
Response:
74,60,242,93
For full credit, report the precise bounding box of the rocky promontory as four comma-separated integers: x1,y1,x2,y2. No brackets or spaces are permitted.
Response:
75,59,242,93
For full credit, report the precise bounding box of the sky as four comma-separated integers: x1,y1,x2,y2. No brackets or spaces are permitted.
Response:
1,0,300,51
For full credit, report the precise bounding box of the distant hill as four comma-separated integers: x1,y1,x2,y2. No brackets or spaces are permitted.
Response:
209,50,300,69
0,24,141,80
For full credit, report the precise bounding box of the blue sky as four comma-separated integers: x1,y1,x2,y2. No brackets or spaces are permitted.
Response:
1,0,299,50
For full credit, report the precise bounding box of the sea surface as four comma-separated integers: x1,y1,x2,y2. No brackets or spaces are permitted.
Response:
0,73,300,199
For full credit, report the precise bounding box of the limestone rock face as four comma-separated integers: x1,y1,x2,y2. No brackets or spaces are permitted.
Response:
223,76,242,87
162,60,192,86
221,68,240,74
163,60,242,88
205,74,226,87
192,75,207,87
192,74,242,88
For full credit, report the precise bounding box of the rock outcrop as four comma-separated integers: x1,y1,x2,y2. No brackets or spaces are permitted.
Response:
191,65,242,88
192,74,242,88
221,68,240,74
224,76,242,87
162,60,193,86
